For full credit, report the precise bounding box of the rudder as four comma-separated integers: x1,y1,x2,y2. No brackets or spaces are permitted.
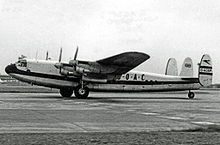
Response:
198,54,213,87
180,57,193,77
165,58,178,76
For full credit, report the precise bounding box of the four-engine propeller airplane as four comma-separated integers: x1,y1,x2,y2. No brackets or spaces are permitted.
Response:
5,47,213,99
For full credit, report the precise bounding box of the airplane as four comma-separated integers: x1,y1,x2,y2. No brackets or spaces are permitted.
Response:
5,47,213,99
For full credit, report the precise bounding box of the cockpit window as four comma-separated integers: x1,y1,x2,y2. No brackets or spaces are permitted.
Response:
17,60,27,67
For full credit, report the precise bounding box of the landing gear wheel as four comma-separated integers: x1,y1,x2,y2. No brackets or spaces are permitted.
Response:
74,86,89,99
60,88,73,98
188,91,195,99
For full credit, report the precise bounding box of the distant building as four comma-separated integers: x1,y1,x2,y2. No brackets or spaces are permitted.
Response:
0,75,17,82
208,84,220,88
0,75,28,86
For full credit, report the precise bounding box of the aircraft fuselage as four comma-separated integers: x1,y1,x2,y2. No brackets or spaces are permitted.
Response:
5,59,201,92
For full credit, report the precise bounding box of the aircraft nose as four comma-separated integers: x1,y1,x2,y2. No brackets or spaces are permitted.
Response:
5,64,16,74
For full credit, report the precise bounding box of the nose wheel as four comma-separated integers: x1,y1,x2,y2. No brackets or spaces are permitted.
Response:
74,85,89,99
188,91,195,99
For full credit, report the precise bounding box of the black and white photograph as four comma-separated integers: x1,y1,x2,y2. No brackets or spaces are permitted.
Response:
0,0,220,144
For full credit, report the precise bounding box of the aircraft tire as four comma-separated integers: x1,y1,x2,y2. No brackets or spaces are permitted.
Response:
188,92,195,99
60,88,73,98
74,86,89,99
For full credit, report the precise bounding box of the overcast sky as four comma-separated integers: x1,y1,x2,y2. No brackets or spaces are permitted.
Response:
0,0,220,83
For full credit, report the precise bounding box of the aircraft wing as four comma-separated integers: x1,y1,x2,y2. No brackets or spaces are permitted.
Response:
97,52,150,74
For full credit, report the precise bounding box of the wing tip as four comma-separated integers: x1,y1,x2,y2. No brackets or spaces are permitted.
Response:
123,51,150,60
96,51,150,65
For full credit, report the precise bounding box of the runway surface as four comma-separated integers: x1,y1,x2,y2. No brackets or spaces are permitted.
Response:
0,90,219,133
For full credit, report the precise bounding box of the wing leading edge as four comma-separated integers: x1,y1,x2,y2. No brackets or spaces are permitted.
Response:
97,52,150,74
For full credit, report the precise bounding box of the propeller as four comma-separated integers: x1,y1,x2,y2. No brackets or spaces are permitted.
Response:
55,46,88,76
68,46,90,75
54,47,63,73
73,46,79,71
69,46,79,71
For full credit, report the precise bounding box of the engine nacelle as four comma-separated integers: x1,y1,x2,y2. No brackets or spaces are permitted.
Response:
76,66,91,74
60,69,71,76
60,69,79,76
60,65,101,76
69,60,78,66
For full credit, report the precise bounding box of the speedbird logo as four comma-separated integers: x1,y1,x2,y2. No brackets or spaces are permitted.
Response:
203,59,211,65
185,63,191,68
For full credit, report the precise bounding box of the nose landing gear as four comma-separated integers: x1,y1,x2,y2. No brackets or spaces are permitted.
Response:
188,91,195,99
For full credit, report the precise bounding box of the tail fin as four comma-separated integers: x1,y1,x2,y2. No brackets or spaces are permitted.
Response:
179,57,193,77
165,58,178,76
198,54,213,86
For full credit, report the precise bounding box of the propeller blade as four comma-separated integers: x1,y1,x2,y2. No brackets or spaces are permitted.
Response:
59,47,62,62
46,51,49,60
74,46,78,60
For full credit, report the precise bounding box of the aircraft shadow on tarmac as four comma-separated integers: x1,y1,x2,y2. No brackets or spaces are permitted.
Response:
25,94,201,102
87,96,201,103
86,97,195,104
88,96,191,100
21,95,62,99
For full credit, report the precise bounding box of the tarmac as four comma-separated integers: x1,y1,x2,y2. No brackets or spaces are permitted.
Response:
0,89,220,133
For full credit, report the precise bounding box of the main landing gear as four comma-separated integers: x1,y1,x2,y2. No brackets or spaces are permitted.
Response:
188,91,195,99
74,79,89,99
74,85,89,99
60,79,89,99
59,86,89,99
60,88,73,98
